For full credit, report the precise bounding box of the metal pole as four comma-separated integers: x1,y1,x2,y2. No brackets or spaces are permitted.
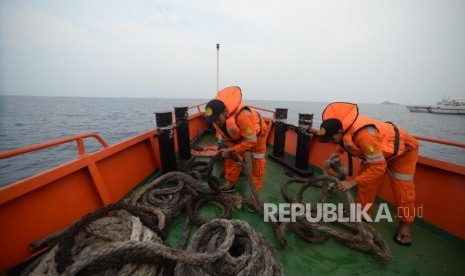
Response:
272,108,288,157
295,113,314,170
155,111,176,174
174,106,191,160
216,43,220,92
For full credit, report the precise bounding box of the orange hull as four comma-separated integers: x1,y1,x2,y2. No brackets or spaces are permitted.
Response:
1,106,464,272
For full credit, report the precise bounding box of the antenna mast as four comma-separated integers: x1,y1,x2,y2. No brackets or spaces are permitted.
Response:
216,43,220,92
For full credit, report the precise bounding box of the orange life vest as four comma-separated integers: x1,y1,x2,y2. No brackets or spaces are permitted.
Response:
322,102,410,159
213,86,262,141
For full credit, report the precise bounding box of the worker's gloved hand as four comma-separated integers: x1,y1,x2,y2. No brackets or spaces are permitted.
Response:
309,128,318,135
330,151,341,160
338,180,357,191
330,146,345,160
218,141,228,150
219,148,234,159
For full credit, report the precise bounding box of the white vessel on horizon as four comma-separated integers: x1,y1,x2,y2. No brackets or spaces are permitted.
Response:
407,97,465,115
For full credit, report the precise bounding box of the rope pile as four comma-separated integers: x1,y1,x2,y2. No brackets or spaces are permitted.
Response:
22,203,166,275
24,154,281,275
127,171,210,221
126,154,242,250
175,219,283,275
23,205,281,275
282,156,392,261
228,153,288,247
281,176,392,261
179,190,243,250
234,153,392,261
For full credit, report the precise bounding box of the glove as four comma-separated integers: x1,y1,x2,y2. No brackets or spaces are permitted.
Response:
218,141,228,150
331,145,346,160
330,151,341,160
219,148,234,159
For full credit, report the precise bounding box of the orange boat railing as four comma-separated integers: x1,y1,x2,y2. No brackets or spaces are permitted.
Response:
188,102,208,114
413,135,465,149
2,108,464,162
0,102,207,164
189,103,465,151
0,132,109,160
248,105,277,119
185,102,276,119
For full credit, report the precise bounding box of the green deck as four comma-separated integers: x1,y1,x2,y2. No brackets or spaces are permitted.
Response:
162,134,465,275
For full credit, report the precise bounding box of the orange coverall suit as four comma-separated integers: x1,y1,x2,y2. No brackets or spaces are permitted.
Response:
218,108,268,191
324,102,419,223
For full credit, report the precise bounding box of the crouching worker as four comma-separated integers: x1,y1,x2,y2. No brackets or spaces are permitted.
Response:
318,102,419,246
204,86,268,193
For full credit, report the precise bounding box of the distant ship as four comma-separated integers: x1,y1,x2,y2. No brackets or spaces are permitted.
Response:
381,101,399,105
407,97,465,115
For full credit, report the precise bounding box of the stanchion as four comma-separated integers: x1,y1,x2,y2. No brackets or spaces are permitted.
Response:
295,113,314,170
155,111,176,173
174,107,191,161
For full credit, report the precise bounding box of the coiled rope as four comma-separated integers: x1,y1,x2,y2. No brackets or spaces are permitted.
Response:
24,155,281,275
233,152,392,261
22,202,166,275
126,170,215,222
24,210,281,275
175,219,283,275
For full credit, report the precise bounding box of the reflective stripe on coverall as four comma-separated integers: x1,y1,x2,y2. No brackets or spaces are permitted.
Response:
352,127,418,223
322,102,419,223
222,109,268,191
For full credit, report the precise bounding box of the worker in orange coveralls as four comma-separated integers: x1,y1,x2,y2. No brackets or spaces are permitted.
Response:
204,86,268,193
318,102,419,246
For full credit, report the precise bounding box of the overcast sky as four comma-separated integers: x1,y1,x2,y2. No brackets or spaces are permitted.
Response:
1,0,464,104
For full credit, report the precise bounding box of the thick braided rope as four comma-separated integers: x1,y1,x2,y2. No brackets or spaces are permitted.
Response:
22,203,166,275
175,219,283,276
232,152,391,261
28,218,282,276
24,158,283,275
282,156,392,261
228,153,288,247
127,171,214,222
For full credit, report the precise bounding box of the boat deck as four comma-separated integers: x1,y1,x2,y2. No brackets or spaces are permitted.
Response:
159,134,465,275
